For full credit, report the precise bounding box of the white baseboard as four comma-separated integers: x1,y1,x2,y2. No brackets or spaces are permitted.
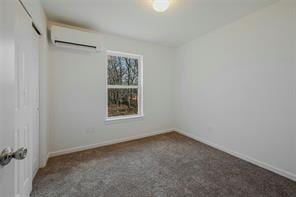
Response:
39,153,49,168
175,128,296,182
48,129,174,158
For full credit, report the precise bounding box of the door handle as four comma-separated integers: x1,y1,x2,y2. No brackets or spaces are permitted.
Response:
0,147,27,166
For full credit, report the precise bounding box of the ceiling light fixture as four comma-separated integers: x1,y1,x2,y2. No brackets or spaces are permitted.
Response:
153,0,170,12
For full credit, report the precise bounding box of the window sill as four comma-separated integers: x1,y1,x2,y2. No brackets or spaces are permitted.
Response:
105,114,144,124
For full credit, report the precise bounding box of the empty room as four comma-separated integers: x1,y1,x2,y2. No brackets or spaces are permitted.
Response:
0,0,295,196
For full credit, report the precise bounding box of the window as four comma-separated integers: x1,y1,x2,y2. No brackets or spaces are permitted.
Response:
106,51,143,121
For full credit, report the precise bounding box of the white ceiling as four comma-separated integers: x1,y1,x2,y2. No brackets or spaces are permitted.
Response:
41,0,278,47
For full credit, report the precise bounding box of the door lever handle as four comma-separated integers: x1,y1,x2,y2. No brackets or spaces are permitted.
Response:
0,147,27,166
13,147,27,160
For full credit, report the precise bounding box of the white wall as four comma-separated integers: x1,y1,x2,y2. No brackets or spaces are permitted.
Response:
48,33,175,153
175,0,296,180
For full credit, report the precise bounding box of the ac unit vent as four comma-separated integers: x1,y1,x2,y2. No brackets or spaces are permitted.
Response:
54,40,97,49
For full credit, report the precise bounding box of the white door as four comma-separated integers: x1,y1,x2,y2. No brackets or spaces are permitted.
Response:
15,1,34,195
31,29,40,177
0,0,17,196
0,0,37,196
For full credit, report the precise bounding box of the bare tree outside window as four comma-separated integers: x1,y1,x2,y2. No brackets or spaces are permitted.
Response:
106,51,143,119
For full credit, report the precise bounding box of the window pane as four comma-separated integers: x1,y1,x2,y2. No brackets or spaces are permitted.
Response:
107,55,138,86
108,88,138,117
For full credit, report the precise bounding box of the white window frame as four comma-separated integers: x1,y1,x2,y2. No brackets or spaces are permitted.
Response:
105,50,144,122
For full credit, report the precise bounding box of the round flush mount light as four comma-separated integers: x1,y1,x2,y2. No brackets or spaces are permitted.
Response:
153,0,170,12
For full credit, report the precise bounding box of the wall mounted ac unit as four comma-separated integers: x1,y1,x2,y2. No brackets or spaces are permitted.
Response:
50,25,103,52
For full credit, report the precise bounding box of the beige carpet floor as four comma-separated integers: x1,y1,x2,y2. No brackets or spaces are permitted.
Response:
31,132,296,197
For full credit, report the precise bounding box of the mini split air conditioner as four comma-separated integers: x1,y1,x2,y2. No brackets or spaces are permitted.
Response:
50,25,103,52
